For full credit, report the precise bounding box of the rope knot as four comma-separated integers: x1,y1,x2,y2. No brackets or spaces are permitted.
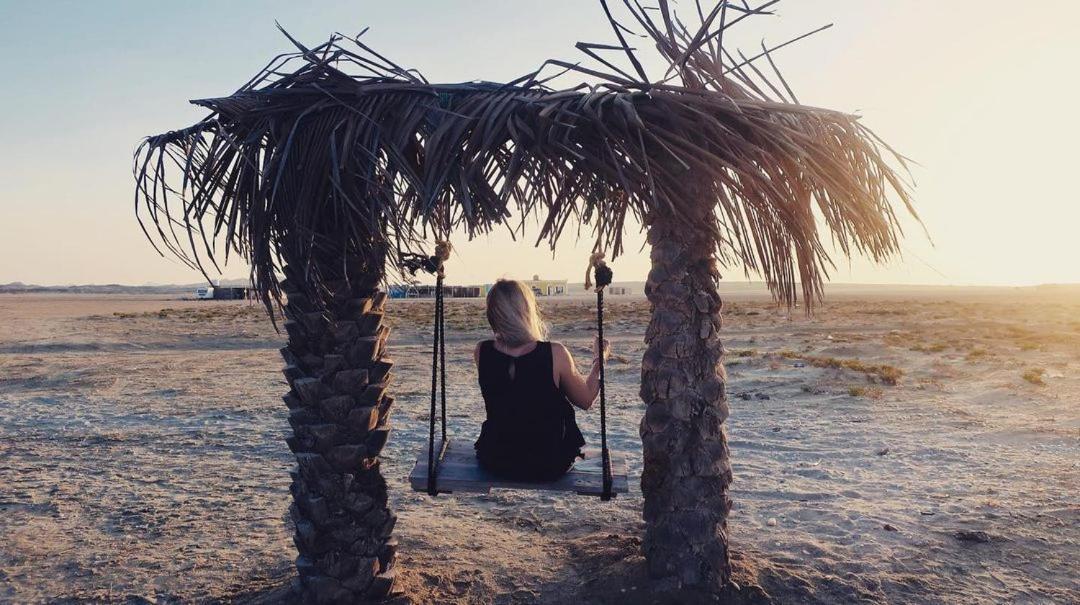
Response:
400,241,452,278
585,252,613,292
434,240,452,278
434,240,452,262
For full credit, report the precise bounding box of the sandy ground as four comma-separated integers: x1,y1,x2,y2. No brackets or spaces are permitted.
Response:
0,290,1077,604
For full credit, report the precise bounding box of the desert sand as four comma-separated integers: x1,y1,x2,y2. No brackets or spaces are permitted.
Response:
0,289,1077,604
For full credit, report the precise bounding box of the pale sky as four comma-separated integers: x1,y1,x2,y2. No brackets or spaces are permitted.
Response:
1,1,1077,287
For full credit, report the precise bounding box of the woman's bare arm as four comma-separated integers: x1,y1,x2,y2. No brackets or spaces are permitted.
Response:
552,341,606,410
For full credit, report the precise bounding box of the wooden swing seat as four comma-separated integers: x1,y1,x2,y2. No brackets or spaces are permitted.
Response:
409,439,630,497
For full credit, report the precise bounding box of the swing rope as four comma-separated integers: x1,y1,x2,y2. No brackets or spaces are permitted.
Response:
427,270,445,496
431,242,451,496
589,253,615,501
403,242,452,496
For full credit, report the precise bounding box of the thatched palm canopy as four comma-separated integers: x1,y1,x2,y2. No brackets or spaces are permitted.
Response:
135,0,915,311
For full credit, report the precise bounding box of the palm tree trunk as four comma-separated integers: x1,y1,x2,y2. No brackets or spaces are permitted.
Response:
640,203,732,591
279,246,399,603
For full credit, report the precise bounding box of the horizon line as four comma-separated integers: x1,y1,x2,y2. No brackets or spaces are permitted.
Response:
3,279,1079,291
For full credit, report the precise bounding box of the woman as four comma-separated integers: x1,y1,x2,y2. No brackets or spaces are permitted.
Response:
473,279,609,482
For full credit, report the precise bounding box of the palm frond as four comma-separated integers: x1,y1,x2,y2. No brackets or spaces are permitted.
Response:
134,1,917,315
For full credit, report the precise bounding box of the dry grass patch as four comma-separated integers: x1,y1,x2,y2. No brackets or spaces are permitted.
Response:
778,350,903,385
1022,368,1046,385
110,305,263,322
860,308,907,316
847,385,884,399
911,342,948,353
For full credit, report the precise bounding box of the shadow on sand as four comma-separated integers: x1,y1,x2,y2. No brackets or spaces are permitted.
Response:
228,535,774,605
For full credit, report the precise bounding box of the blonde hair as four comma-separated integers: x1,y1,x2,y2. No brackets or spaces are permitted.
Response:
485,279,548,347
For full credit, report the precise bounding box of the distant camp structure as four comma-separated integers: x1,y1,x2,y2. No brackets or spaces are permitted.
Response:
522,275,568,297
389,276,569,299
388,284,483,299
195,285,252,301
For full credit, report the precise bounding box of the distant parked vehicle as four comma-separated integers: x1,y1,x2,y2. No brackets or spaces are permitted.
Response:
195,286,215,300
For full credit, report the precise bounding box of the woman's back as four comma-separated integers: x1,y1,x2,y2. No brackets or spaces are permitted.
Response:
474,340,585,481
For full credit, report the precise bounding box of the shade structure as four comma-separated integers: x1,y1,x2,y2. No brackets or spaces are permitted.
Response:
133,1,917,600
134,1,915,315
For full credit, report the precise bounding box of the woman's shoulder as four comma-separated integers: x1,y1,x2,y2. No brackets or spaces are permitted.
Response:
474,339,493,361
547,341,570,362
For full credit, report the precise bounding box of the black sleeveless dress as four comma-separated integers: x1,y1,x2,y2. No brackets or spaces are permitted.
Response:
474,340,586,481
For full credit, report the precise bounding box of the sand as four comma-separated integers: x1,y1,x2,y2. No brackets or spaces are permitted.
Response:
0,290,1077,604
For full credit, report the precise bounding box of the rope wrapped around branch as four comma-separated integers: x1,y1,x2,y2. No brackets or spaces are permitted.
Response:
585,251,614,292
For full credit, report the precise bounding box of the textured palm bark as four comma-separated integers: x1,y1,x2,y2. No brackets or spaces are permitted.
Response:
640,206,733,591
279,250,399,603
